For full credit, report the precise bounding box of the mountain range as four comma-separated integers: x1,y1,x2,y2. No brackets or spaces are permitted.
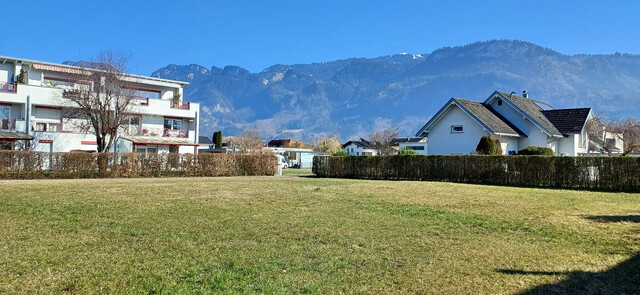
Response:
151,40,640,142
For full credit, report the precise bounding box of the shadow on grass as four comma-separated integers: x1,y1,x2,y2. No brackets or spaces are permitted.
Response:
497,253,640,294
584,215,640,223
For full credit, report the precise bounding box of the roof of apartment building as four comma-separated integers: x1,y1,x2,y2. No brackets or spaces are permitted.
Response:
0,55,189,86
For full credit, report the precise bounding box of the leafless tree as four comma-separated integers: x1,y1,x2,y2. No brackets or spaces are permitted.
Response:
313,134,342,154
368,127,399,155
587,115,640,156
59,52,138,153
230,131,263,154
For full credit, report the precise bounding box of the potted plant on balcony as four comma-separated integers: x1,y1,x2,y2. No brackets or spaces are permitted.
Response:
172,94,181,108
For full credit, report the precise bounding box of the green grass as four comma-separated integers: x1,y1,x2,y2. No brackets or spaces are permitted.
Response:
0,177,638,294
281,168,313,176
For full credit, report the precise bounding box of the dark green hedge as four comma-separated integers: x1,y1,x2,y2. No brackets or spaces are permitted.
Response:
312,155,640,191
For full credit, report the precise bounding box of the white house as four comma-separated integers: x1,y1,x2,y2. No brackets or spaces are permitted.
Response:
393,137,428,155
342,139,378,156
416,91,593,156
0,55,199,154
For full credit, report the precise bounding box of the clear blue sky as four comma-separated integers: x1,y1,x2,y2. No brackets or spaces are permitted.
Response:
4,1,640,75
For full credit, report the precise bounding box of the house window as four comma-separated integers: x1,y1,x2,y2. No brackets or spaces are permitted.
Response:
164,118,182,130
357,152,360,155
451,125,463,133
408,146,425,150
350,148,354,153
497,99,502,106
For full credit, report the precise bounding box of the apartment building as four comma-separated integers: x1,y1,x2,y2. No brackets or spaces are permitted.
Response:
0,55,199,154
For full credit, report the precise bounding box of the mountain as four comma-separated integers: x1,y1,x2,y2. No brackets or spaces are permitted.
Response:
151,40,640,142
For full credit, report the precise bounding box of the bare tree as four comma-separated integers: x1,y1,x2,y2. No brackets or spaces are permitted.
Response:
230,131,263,154
587,115,640,156
368,127,399,155
313,134,342,154
60,52,138,153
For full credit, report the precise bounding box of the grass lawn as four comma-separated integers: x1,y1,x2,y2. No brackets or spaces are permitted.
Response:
0,177,638,294
282,168,313,176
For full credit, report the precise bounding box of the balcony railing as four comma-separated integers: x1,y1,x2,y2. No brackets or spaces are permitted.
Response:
0,82,17,93
137,127,189,138
171,101,190,110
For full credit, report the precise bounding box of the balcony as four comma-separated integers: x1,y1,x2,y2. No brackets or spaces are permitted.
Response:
1,118,26,131
0,82,17,94
137,127,189,138
170,101,190,110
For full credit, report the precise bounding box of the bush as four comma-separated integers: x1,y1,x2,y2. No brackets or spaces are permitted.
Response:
332,150,349,156
476,136,502,155
397,148,418,155
518,146,554,156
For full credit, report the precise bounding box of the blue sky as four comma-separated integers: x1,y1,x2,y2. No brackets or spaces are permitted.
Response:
4,1,640,75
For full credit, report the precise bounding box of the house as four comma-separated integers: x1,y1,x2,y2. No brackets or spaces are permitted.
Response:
198,136,214,151
393,137,428,155
0,55,199,154
342,139,378,156
416,91,593,156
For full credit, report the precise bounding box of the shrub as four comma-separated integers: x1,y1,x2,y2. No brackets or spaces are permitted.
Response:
518,146,554,156
332,150,349,156
476,136,502,155
397,148,418,155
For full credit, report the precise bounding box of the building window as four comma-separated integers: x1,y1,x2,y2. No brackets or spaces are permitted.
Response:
579,130,588,148
498,99,502,106
408,146,425,150
0,106,9,118
164,118,182,130
451,125,463,133
35,122,47,131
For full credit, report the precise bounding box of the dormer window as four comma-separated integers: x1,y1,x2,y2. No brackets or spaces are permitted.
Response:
497,99,503,106
451,125,463,133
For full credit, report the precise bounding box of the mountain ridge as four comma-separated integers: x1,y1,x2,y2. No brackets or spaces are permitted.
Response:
151,40,640,141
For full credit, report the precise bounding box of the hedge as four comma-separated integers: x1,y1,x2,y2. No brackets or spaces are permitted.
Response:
0,151,277,179
312,155,640,191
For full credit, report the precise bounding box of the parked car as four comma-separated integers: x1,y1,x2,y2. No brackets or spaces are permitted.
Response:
276,155,288,169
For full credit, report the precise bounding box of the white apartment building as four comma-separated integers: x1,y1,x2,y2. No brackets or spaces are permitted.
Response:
0,55,199,154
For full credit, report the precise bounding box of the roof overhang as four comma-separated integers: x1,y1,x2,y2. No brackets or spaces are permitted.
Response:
0,131,34,141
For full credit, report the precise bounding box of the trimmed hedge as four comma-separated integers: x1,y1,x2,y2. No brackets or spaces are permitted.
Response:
0,151,277,179
313,155,640,191
518,146,554,156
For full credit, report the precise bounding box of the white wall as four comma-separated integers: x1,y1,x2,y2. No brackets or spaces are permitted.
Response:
398,142,428,155
344,143,378,156
427,105,490,155
0,64,13,82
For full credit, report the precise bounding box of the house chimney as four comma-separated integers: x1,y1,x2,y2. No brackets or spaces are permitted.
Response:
522,90,529,98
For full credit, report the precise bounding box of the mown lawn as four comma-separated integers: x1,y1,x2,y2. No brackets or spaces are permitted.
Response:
0,176,638,294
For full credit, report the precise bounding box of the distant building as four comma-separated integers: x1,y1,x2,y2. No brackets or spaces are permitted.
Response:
0,55,199,154
392,137,428,155
342,139,378,156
